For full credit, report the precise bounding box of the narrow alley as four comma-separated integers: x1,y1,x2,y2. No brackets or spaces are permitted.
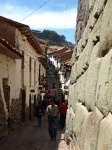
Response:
0,116,69,150
0,63,69,150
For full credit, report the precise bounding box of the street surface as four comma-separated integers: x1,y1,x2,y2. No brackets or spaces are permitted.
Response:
0,64,69,150
0,116,69,150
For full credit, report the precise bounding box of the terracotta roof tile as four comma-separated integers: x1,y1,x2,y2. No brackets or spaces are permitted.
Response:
56,46,69,55
0,16,43,54
0,36,22,58
60,50,73,63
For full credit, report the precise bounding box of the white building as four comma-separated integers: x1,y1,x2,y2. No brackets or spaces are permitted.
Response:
0,16,45,137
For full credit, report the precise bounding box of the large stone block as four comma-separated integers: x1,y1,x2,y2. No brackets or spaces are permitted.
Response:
82,0,103,43
78,76,84,103
107,52,112,113
71,49,76,65
70,63,77,84
85,43,102,111
66,109,70,132
81,107,103,150
89,0,95,12
80,111,92,150
68,84,77,112
77,39,83,56
100,0,112,56
97,113,112,150
96,50,112,116
83,11,102,65
77,49,87,77
84,38,93,66
74,102,88,147
68,84,74,108
79,71,87,104
92,0,106,19
66,107,75,135
75,0,89,42
76,77,83,102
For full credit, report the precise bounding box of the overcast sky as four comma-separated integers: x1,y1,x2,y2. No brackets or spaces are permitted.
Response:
0,0,78,44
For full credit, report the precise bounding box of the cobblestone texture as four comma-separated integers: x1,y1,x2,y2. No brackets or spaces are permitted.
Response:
0,116,69,150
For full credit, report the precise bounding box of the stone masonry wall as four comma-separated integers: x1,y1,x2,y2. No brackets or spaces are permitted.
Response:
10,98,22,129
65,0,112,149
75,0,90,43
0,90,7,139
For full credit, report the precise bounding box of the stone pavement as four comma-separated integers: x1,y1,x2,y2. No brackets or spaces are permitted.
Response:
0,116,69,150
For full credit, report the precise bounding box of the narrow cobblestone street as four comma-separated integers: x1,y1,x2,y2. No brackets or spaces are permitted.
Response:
0,116,69,150
0,56,69,150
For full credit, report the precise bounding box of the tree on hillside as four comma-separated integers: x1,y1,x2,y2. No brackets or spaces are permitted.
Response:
31,29,74,47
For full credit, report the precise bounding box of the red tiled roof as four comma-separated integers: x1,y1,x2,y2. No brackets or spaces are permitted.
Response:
0,16,28,28
47,47,59,54
0,36,22,58
0,16,43,54
56,46,69,55
60,50,73,63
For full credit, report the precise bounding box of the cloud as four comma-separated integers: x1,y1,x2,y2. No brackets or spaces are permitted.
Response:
0,4,77,29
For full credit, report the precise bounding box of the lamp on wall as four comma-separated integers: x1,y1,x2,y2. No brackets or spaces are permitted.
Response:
30,89,35,93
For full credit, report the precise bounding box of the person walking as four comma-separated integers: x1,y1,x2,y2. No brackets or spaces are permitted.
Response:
54,98,61,130
37,90,42,101
46,99,59,140
59,100,67,129
55,98,60,108
35,100,44,127
52,82,55,89
42,95,48,114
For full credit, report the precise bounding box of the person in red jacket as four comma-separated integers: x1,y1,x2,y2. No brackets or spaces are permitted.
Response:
59,100,67,129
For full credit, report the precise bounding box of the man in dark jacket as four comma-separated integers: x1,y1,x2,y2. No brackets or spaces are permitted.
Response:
35,101,44,127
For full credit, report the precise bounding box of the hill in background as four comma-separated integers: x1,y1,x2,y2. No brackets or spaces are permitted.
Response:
32,29,74,49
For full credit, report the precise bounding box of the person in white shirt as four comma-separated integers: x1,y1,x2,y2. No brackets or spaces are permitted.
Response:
46,99,59,140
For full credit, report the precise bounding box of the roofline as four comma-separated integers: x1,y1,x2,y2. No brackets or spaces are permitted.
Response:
0,16,43,54
38,56,49,70
0,37,22,58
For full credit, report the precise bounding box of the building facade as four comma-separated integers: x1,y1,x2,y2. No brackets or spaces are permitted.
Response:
0,16,44,138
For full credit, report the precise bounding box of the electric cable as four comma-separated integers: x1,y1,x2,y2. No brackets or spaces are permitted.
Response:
19,0,50,22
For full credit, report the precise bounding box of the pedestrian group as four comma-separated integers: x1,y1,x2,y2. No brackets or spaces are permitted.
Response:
35,84,67,141
35,80,67,140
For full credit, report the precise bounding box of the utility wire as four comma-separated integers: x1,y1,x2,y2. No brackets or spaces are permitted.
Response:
0,30,47,72
0,0,50,78
20,0,50,22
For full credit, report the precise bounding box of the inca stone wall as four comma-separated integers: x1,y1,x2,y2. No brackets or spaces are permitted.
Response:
75,0,89,42
65,0,112,149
